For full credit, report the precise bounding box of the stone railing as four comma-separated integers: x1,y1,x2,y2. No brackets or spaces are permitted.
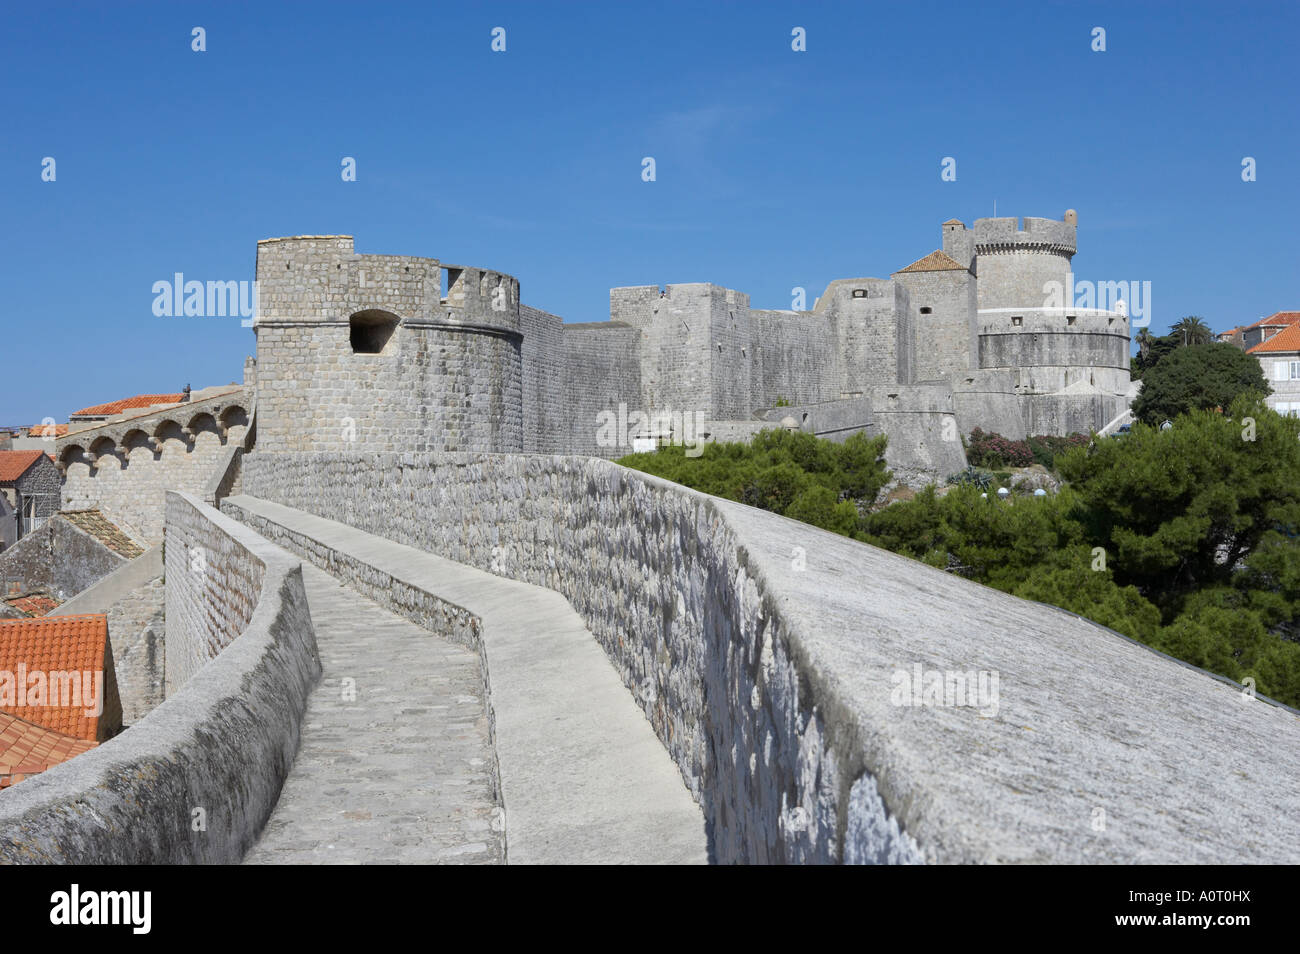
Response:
240,452,1300,863
0,492,320,863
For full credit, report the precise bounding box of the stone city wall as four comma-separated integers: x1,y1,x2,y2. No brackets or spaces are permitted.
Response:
0,492,320,863
239,452,1300,864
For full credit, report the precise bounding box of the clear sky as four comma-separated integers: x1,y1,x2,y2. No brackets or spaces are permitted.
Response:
2,1,1296,424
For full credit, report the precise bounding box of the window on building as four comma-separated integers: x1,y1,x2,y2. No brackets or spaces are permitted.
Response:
349,310,400,354
1290,360,1300,380
1011,316,1023,326
852,289,867,298
919,307,932,315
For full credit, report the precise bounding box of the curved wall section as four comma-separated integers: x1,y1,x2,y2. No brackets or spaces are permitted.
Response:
0,492,321,864
240,452,1300,864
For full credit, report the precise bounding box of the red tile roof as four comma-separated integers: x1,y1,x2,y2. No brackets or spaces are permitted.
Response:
1247,323,1300,354
0,615,118,742
1243,312,1300,331
0,711,96,788
25,423,67,438
894,250,969,274
0,449,47,483
3,595,60,617
70,393,185,418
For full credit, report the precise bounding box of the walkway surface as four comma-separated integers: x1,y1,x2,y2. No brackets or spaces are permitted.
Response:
243,563,504,864
225,494,709,864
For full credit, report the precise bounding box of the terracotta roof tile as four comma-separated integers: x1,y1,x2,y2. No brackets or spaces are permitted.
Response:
0,615,118,742
0,450,46,483
1249,325,1300,353
25,423,67,438
3,595,60,617
0,711,97,787
894,250,969,274
1247,323,1300,354
59,510,145,559
1243,312,1300,332
70,393,185,418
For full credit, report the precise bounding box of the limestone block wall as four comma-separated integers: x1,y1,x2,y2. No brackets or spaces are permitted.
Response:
893,269,977,382
60,420,244,544
242,451,920,863
163,492,265,696
254,236,524,455
819,280,913,393
240,453,1300,864
870,385,968,481
710,288,753,421
0,515,127,599
520,304,566,454
0,492,320,864
104,575,165,725
9,456,61,529
748,310,839,409
951,370,1029,439
972,216,1076,311
255,322,524,454
612,284,714,417
558,323,643,457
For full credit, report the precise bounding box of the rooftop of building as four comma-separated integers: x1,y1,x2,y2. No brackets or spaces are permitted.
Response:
59,510,145,559
70,393,187,418
894,250,970,274
1248,323,1300,354
0,614,114,742
0,711,97,788
0,449,52,483
1244,311,1300,331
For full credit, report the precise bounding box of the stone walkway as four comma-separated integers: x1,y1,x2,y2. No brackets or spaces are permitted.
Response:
243,564,503,864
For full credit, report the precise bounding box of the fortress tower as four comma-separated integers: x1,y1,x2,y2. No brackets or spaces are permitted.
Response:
946,211,1130,435
253,236,523,454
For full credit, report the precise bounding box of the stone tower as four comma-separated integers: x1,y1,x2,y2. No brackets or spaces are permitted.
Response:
252,236,523,453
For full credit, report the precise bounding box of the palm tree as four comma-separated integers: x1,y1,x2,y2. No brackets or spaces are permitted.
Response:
1171,315,1213,347
1136,327,1155,359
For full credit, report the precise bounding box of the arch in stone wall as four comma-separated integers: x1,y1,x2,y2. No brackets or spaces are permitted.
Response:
219,405,249,442
120,428,154,468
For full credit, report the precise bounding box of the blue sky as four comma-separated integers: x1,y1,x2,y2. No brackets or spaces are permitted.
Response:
2,1,1296,424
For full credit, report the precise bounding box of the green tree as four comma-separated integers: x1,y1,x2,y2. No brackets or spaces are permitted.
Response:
1130,342,1269,424
1171,315,1214,347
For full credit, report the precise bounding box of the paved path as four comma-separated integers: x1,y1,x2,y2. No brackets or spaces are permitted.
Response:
225,495,709,864
243,564,504,864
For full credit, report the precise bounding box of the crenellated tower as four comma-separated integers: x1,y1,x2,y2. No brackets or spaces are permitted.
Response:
253,236,523,454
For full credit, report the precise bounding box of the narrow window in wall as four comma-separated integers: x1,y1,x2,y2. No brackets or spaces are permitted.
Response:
1011,316,1023,326
1290,360,1300,380
349,310,400,354
919,307,932,315
852,289,867,298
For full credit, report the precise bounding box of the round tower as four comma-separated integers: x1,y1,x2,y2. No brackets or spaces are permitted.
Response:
253,236,523,454
968,210,1130,435
971,213,1077,311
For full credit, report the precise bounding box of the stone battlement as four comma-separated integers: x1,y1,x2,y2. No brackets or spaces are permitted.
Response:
972,214,1077,254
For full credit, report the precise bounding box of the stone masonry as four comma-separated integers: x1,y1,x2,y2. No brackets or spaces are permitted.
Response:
249,211,1130,478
